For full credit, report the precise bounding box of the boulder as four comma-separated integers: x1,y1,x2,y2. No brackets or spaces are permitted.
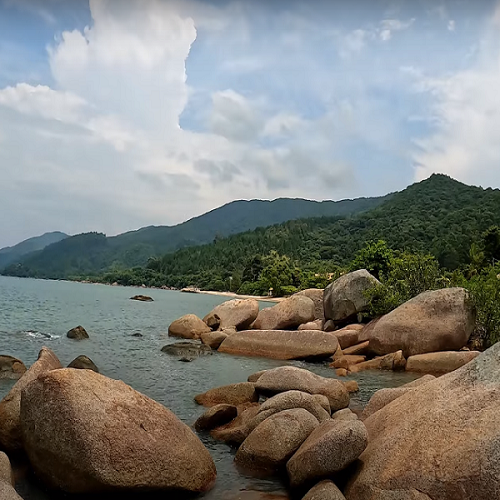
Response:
20,368,216,494
255,367,349,411
0,347,61,452
332,408,358,421
248,370,267,383
287,419,368,487
312,394,331,414
333,330,360,350
324,270,380,323
0,355,26,380
252,295,315,330
257,391,331,423
342,341,371,356
203,299,259,331
368,288,476,357
211,404,261,445
343,380,359,393
195,382,258,407
349,351,406,373
218,330,339,361
161,341,213,358
345,342,500,500
194,404,238,431
335,369,348,377
201,331,228,350
298,320,323,331
330,355,366,370
0,451,13,485
342,324,365,332
130,295,153,302
303,480,346,500
235,408,319,472
0,483,23,500
323,320,336,332
168,314,211,340
66,325,89,340
405,351,480,374
294,289,325,321
67,355,99,373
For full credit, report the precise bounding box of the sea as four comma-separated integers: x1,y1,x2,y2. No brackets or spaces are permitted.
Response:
0,275,418,499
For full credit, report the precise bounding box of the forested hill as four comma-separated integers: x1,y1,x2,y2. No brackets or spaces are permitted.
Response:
138,174,500,289
1,195,386,279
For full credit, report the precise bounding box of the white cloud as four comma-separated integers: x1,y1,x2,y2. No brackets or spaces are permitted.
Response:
379,18,415,41
338,29,369,58
448,20,456,32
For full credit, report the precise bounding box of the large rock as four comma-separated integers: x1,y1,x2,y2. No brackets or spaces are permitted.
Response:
405,351,480,374
211,404,261,445
0,347,61,452
20,368,216,494
298,320,323,331
287,419,368,487
194,404,238,431
333,330,360,350
66,325,89,340
67,355,99,373
255,367,349,411
195,382,258,407
345,342,500,500
203,299,259,331
0,451,13,485
0,483,23,500
218,330,339,361
235,408,319,472
0,355,26,380
201,330,228,350
257,391,331,423
303,480,346,500
161,341,213,358
349,351,406,373
368,288,476,357
343,341,370,356
252,295,315,330
324,270,380,323
168,314,211,340
295,289,325,321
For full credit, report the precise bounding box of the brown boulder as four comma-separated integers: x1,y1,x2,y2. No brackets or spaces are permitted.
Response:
298,320,323,331
303,480,346,500
194,404,238,431
0,483,23,500
168,314,211,340
368,288,476,357
218,330,339,361
195,382,258,407
203,299,259,331
20,368,216,494
130,295,153,302
201,330,228,349
330,355,366,370
0,347,61,452
295,289,325,321
345,342,500,500
343,380,359,393
67,355,99,373
211,404,261,445
405,351,480,374
235,408,319,472
0,355,26,380
255,367,349,411
248,370,267,383
161,341,212,358
0,451,13,485
66,325,89,340
333,330,360,350
252,295,315,330
343,341,371,356
349,351,406,373
335,369,348,377
287,419,368,487
332,408,358,421
324,270,380,323
312,394,331,414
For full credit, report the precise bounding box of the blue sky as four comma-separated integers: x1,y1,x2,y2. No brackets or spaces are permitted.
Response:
0,0,500,246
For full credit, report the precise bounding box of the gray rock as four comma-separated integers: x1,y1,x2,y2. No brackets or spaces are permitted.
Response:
66,325,89,340
161,341,213,358
67,355,99,373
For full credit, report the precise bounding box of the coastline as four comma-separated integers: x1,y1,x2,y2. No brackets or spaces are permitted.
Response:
193,289,283,303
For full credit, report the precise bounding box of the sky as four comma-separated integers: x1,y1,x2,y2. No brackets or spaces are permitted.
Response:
1,0,500,247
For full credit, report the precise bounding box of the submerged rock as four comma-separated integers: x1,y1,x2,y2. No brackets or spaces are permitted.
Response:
67,355,99,373
20,368,216,494
161,341,213,358
211,404,261,445
66,325,89,340
194,404,238,432
195,382,259,407
0,347,61,452
252,295,315,330
168,314,211,340
130,295,154,302
0,355,26,380
203,299,259,331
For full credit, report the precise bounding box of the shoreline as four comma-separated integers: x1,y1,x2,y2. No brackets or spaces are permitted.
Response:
191,289,283,303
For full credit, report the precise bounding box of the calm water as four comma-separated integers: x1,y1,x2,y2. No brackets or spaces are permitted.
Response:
0,276,417,499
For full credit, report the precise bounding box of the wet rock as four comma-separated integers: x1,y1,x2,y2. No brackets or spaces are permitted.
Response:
195,404,238,431
0,355,26,380
203,299,259,331
219,330,339,361
161,341,213,358
0,347,62,452
20,368,216,494
405,351,480,374
287,419,368,487
303,480,346,500
168,314,211,340
252,295,315,330
67,355,99,373
131,332,143,337
201,330,228,350
130,295,153,302
195,382,259,407
66,325,89,340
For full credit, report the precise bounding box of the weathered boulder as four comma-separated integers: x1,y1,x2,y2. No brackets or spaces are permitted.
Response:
324,270,380,323
130,295,153,302
334,330,360,350
255,367,349,411
330,355,366,370
168,314,211,340
248,370,267,383
161,341,213,358
0,347,61,452
203,299,259,331
343,380,359,393
405,351,480,374
342,341,371,356
211,404,261,445
0,355,26,380
349,351,406,373
194,404,238,431
312,394,331,414
252,295,315,330
335,369,348,377
20,368,216,494
287,419,368,487
298,320,323,331
195,382,258,407
67,355,99,373
345,342,500,500
257,391,330,423
66,325,89,340
0,451,13,485
303,480,346,500
332,408,358,421
368,288,476,357
235,408,319,472
0,483,23,500
295,289,325,321
201,330,228,350
218,330,339,361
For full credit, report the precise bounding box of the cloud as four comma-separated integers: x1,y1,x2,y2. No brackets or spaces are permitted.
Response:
379,18,415,41
448,20,456,32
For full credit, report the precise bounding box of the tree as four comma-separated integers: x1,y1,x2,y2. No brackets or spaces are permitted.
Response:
483,226,500,264
260,251,294,297
350,240,394,280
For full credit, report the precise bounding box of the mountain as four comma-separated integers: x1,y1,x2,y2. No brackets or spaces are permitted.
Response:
1,195,388,279
0,232,69,270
